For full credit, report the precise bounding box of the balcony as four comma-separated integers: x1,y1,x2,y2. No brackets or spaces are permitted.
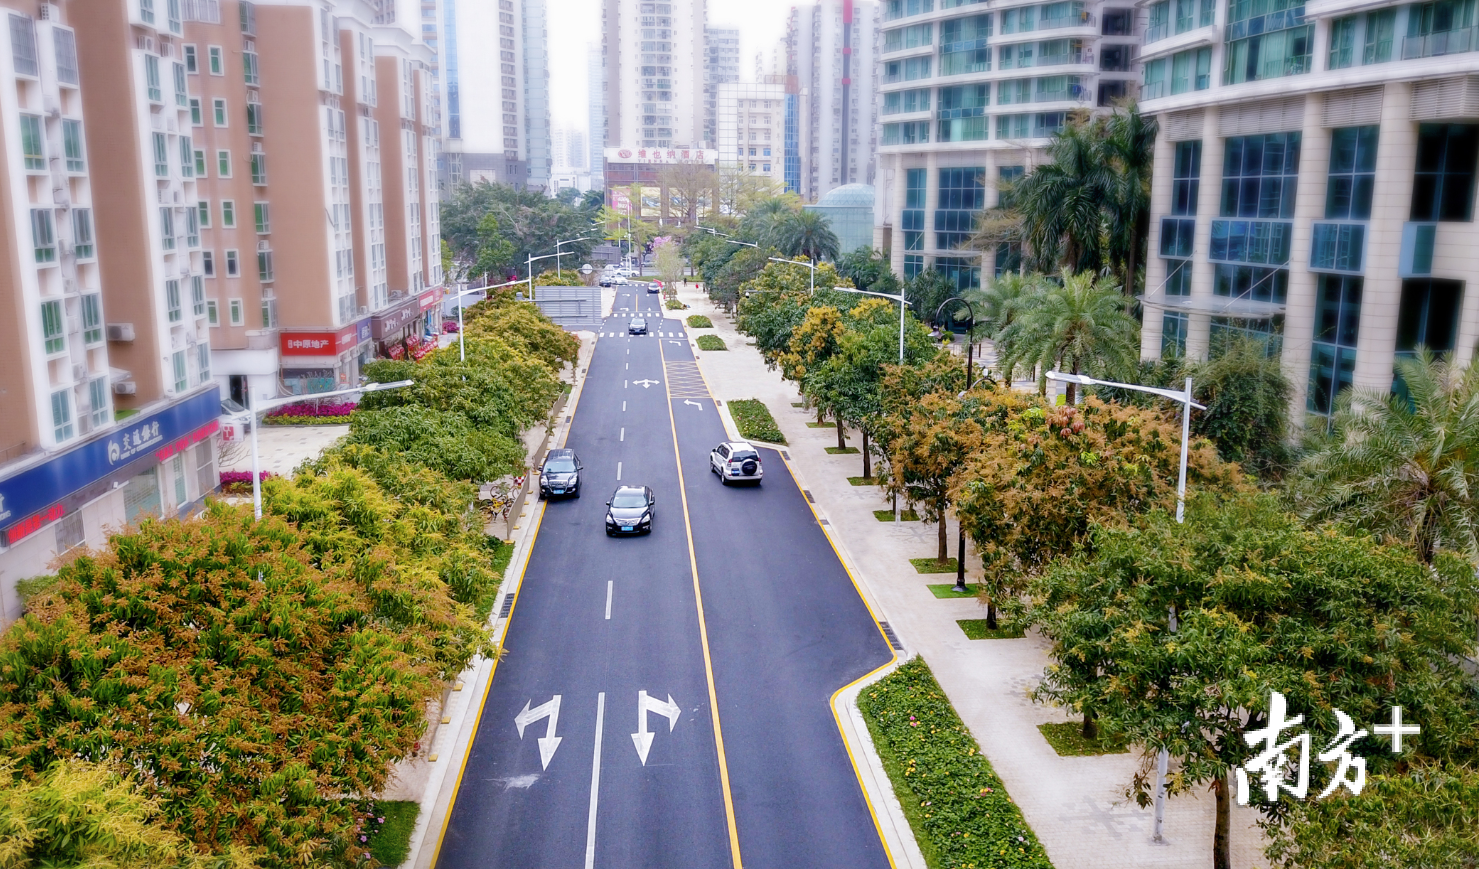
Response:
1402,25,1479,59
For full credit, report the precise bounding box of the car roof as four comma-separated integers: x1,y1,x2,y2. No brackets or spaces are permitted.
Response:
611,485,648,495
547,448,576,458
722,441,756,450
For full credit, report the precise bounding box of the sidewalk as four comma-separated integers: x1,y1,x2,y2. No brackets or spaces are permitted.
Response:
668,284,1270,869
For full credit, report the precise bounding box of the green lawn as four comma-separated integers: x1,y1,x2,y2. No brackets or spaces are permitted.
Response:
1037,722,1129,757
874,509,920,522
927,584,977,599
848,476,878,486
825,446,859,454
696,334,727,351
356,800,418,868
911,557,959,574
685,314,713,328
728,399,786,444
858,658,1053,869
957,619,1025,639
806,421,836,428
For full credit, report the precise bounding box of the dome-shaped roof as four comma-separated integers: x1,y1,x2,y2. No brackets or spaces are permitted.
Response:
815,183,876,208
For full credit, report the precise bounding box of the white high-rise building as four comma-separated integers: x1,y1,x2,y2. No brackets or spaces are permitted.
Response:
602,0,707,150
588,43,605,187
1137,0,1479,431
718,80,789,185
873,0,1142,290
705,26,740,147
790,0,882,202
439,0,552,189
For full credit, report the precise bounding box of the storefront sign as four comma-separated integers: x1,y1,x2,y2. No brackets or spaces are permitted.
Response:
418,288,441,312
356,317,373,345
0,387,221,544
605,147,717,164
371,296,421,340
280,324,358,357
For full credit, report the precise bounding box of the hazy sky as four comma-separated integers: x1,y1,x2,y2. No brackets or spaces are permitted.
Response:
545,0,796,133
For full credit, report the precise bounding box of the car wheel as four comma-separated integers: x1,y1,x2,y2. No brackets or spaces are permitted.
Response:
720,475,729,486
537,491,545,500
573,489,580,499
605,528,613,537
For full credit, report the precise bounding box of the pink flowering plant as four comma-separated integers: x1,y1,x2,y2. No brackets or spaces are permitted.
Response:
218,470,275,494
264,401,358,426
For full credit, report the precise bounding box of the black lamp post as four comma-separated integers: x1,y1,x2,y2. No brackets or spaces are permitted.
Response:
934,296,978,594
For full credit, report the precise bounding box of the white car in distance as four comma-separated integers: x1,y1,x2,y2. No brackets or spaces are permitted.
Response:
709,441,763,485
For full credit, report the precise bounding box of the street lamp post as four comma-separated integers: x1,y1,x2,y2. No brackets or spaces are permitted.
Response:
935,297,980,593
526,252,562,299
1046,370,1202,844
237,380,414,521
769,256,816,294
450,279,522,361
553,236,594,278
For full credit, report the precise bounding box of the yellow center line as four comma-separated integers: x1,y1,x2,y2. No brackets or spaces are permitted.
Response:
660,339,745,869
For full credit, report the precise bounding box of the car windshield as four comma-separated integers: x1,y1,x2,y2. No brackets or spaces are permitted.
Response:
631,319,645,325
611,491,647,508
545,459,576,473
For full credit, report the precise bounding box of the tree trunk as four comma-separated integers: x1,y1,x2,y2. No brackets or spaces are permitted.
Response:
1081,710,1098,740
938,503,949,562
836,414,847,450
816,405,825,425
1213,773,1231,869
1125,223,1140,297
985,596,998,630
862,430,871,478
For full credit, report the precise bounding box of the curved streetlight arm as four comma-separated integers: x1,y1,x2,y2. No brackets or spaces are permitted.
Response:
1044,371,1205,411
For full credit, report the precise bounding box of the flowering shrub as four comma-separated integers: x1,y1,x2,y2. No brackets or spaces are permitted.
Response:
219,470,274,493
264,401,357,426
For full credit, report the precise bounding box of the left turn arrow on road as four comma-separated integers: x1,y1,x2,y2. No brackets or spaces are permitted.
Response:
514,695,563,770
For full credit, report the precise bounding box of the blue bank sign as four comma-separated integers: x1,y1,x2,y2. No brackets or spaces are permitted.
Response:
0,387,221,545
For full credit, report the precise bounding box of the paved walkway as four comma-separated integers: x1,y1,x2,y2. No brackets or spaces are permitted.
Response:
669,282,1270,869
219,424,350,477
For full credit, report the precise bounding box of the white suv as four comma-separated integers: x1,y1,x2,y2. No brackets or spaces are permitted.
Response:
709,441,763,485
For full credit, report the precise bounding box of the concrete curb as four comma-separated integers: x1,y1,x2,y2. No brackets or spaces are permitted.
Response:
401,332,597,869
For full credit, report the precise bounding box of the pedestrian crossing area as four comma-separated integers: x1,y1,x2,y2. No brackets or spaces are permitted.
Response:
663,360,710,399
597,329,686,339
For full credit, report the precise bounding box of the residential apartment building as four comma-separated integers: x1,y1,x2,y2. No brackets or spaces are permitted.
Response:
1,0,222,624
1138,0,1479,432
717,78,789,184
704,25,739,147
187,0,442,404
439,0,552,189
602,0,707,150
588,42,604,187
872,0,1142,289
790,0,883,201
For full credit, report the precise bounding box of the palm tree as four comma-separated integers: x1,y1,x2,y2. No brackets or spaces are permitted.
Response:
772,210,842,262
739,197,798,247
1012,117,1116,273
997,270,1138,403
1292,349,1479,565
1105,107,1157,295
968,272,1050,382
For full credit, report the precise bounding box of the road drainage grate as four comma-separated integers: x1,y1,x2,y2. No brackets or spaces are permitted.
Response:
878,621,905,651
803,490,815,503
781,451,790,460
498,595,514,618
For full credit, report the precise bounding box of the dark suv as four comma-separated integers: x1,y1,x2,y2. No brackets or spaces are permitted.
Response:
539,449,583,499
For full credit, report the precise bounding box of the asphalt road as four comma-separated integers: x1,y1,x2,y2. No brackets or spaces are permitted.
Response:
436,283,894,869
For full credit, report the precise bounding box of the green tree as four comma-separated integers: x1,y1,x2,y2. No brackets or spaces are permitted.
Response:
1292,349,1479,564
1104,106,1157,294
739,196,802,248
346,406,525,483
885,392,983,562
654,236,685,293
966,271,1049,359
704,245,774,311
904,269,959,331
1013,117,1115,273
1033,494,1479,869
997,270,1138,403
835,247,901,294
440,180,596,279
770,210,841,262
472,213,517,283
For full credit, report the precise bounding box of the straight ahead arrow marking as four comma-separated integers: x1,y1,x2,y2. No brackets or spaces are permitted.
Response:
514,695,563,770
633,379,660,389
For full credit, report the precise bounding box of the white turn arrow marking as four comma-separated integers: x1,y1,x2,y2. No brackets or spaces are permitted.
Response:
633,378,660,389
515,695,563,770
684,400,703,410
631,690,680,765
667,340,682,345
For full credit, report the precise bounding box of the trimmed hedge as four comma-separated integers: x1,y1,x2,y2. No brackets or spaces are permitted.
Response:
686,315,714,328
858,658,1053,869
728,399,785,445
696,335,727,351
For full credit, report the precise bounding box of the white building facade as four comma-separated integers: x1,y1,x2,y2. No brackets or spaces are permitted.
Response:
717,79,789,183
602,0,707,150
791,0,883,201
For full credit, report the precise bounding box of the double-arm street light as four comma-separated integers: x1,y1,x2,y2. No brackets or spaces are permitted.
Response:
236,380,414,521
554,235,595,276
770,256,816,294
525,252,562,298
698,226,758,248
1045,370,1204,845
934,296,980,593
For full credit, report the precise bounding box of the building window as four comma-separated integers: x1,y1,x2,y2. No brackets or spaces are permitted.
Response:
254,202,270,233
1308,274,1362,417
1213,263,1288,303
225,249,239,276
88,377,110,429
41,299,65,354
145,54,162,103
1329,16,1356,68
1312,126,1378,272
206,299,219,325
194,149,206,176
935,167,985,249
217,150,231,177
198,200,211,228
229,298,243,325
997,165,1024,208
54,27,78,85
81,293,103,345
51,390,74,443
1161,219,1196,257
166,279,182,322
1144,58,1167,100
250,152,267,185
882,88,931,114
1164,258,1193,295
20,114,45,171
934,256,981,291
174,61,188,106
203,250,214,276
937,84,989,141
881,121,930,144
1102,8,1134,34
1162,140,1199,295
1223,0,1311,84
160,207,175,250
208,45,223,75
184,43,197,72
9,14,37,78
239,0,256,34
213,98,227,126
1210,315,1283,355
885,0,934,21
884,22,933,50
1221,132,1301,218
243,50,259,85
173,350,188,393
1411,123,1479,222
884,56,933,82
72,209,94,260
153,133,170,177
1170,47,1212,93
221,200,236,227
1396,278,1461,358
63,119,85,172
997,113,1030,139
257,250,273,281
179,136,194,178
1363,9,1396,63
186,205,199,247
246,101,263,135
903,167,926,252
1162,311,1189,356
904,253,925,279
32,209,55,263
167,0,181,33
939,14,992,76
197,341,211,382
